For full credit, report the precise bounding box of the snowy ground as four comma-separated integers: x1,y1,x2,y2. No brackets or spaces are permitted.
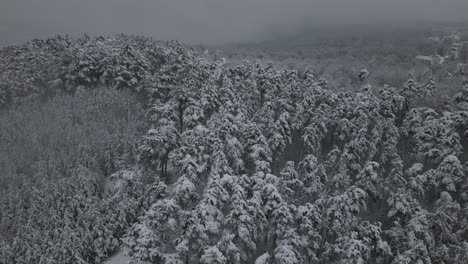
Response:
104,251,131,264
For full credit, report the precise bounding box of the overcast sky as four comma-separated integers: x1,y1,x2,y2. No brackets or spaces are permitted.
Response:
1,0,468,46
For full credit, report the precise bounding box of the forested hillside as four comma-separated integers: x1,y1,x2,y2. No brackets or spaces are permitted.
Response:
1,34,468,264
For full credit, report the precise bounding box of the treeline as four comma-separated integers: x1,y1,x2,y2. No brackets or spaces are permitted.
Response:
0,35,468,264
218,27,467,93
0,34,191,108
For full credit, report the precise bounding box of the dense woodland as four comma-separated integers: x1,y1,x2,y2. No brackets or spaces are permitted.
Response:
0,32,468,264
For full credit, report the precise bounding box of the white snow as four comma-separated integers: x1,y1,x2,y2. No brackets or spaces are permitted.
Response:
104,251,132,264
416,55,433,63
407,163,424,176
255,252,271,264
437,55,449,64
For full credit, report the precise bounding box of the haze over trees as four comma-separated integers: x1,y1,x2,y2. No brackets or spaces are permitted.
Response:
0,25,468,264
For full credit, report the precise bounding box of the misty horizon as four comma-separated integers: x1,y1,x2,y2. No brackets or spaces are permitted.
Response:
1,0,468,47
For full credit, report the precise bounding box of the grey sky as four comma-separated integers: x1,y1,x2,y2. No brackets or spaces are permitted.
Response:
1,0,468,46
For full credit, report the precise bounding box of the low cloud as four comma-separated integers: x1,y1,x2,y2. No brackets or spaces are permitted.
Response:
1,0,467,46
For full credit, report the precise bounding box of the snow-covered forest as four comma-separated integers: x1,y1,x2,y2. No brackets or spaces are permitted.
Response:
1,26,468,264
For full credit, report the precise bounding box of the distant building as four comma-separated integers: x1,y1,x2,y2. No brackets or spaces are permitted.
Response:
436,55,449,64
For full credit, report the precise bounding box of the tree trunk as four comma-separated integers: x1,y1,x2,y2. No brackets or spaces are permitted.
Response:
178,99,185,133
160,157,165,177
164,158,168,181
